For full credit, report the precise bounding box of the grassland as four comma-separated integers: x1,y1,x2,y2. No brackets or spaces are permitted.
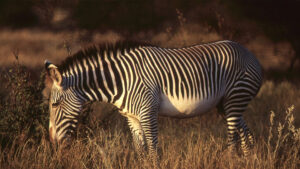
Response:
0,26,299,168
1,79,299,169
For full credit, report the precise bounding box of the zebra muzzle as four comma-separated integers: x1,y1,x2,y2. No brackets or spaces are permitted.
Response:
49,126,57,144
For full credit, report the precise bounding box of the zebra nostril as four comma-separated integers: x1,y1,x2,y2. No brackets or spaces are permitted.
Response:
66,130,75,138
59,133,74,148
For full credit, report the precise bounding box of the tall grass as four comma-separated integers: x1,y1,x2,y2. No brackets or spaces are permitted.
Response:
0,62,299,168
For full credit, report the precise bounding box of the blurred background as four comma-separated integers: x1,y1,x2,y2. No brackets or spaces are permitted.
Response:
0,0,299,78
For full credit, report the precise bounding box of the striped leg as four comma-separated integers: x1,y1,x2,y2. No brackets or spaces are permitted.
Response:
139,92,160,164
226,125,240,152
223,94,254,156
140,110,158,160
217,103,240,151
127,87,160,165
127,116,147,158
240,121,255,148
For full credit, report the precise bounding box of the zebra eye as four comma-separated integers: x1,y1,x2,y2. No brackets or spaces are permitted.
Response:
52,102,60,107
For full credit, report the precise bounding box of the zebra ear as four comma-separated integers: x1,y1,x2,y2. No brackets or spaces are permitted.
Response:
45,60,62,87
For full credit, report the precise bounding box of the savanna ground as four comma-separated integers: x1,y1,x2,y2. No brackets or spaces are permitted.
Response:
0,10,300,169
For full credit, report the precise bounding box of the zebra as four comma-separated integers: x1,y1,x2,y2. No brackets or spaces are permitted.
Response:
45,40,262,158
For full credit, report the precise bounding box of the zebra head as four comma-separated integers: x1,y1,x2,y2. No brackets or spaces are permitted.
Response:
45,60,83,145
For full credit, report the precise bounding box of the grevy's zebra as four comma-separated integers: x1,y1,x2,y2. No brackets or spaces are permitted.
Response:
45,40,262,158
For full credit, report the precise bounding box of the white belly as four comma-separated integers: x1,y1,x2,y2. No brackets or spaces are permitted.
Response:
159,94,221,118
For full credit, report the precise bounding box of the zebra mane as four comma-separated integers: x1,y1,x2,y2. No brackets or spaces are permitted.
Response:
58,41,153,73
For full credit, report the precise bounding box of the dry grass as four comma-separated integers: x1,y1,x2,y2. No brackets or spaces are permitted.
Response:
0,81,299,169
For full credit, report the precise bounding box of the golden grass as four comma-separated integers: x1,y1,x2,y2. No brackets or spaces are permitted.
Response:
1,81,299,169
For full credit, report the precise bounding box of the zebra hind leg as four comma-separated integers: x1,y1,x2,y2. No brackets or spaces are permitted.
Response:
236,117,255,156
223,95,255,156
239,120,255,147
217,102,240,152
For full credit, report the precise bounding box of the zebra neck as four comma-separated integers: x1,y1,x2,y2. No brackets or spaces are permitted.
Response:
62,50,125,104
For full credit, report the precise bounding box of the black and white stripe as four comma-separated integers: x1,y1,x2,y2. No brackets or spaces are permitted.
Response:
45,40,262,157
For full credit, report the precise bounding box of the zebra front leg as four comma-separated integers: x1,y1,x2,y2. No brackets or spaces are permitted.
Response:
139,108,159,165
127,116,147,159
126,112,159,166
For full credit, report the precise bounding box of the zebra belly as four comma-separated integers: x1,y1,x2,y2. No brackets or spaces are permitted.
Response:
159,94,221,118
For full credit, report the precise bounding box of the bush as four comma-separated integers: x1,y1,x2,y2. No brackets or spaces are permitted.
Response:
0,57,48,147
